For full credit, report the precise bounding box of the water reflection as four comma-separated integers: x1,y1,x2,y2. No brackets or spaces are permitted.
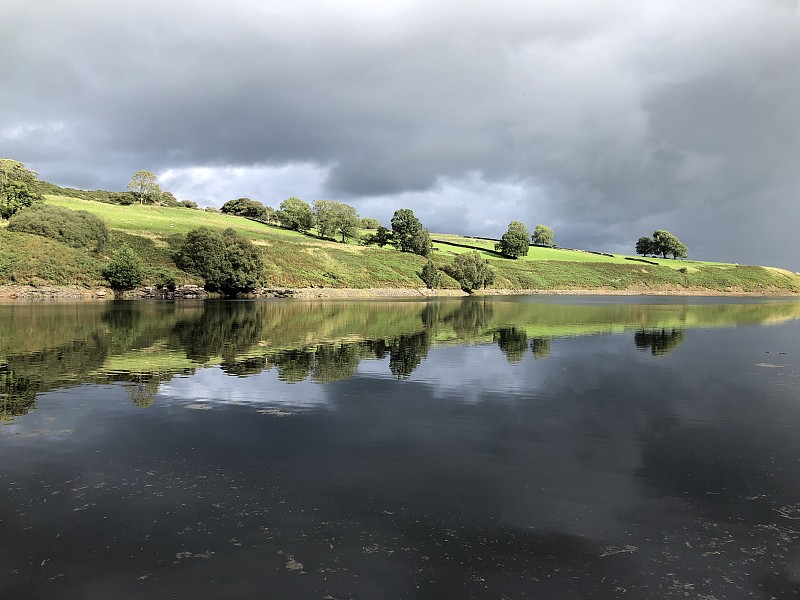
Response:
1,297,799,419
634,328,686,355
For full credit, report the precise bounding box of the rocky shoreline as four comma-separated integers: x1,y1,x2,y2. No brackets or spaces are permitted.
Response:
0,284,797,301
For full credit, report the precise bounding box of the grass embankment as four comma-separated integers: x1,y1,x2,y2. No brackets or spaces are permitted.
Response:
0,194,798,294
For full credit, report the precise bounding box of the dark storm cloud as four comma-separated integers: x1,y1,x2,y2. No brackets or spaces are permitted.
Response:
1,0,799,267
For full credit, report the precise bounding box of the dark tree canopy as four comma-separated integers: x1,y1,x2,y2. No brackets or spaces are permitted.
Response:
0,159,43,219
221,197,267,220
103,244,144,292
420,259,440,288
363,225,392,247
174,227,264,295
652,230,688,259
495,221,530,258
390,208,423,252
635,236,655,256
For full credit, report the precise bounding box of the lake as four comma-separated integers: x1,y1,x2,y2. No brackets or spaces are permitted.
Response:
2,296,800,599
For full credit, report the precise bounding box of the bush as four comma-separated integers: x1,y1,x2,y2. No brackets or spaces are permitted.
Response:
446,250,495,292
420,259,440,288
174,227,264,295
103,245,144,291
7,204,109,250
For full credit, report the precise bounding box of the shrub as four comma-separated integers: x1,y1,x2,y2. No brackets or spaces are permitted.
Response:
420,260,440,288
7,204,109,250
103,245,144,291
173,227,264,295
446,250,495,292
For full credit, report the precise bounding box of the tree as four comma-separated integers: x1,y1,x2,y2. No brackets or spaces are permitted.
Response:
313,200,361,242
652,230,688,259
532,224,554,247
103,244,144,293
0,159,43,219
332,203,361,243
391,208,423,252
495,221,530,258
361,217,381,230
635,236,654,256
420,259,440,288
276,197,314,231
446,250,495,292
127,170,162,205
221,197,267,220
410,228,432,257
363,225,392,247
174,227,264,295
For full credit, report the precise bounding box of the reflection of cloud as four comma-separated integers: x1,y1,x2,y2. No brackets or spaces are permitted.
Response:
158,367,332,409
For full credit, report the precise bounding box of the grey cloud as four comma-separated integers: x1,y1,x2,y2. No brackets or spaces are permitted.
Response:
2,0,799,267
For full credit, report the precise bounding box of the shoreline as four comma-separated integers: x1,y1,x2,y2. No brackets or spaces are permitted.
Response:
1,284,798,301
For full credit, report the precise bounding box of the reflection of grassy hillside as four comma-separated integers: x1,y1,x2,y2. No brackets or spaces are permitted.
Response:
3,298,800,418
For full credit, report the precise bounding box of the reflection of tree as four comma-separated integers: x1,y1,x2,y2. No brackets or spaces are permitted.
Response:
0,368,37,420
126,375,162,408
530,338,552,359
634,328,686,356
389,332,430,379
272,349,315,383
221,356,269,377
443,300,493,338
172,302,265,363
493,327,528,363
312,343,361,383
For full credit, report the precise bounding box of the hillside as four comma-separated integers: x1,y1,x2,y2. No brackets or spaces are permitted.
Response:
1,193,799,296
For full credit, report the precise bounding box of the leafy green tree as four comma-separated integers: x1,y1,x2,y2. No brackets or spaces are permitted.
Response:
446,250,495,292
495,220,530,258
532,224,554,247
313,200,337,238
103,244,145,292
314,200,361,242
635,236,654,256
410,228,432,257
652,230,688,259
332,203,361,243
7,204,109,250
361,217,381,229
363,225,392,247
174,227,264,295
180,200,198,209
276,197,314,231
221,197,267,219
0,159,43,219
420,259,440,288
127,170,162,205
391,208,423,252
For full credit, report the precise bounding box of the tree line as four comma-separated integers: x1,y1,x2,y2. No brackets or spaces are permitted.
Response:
1,160,690,295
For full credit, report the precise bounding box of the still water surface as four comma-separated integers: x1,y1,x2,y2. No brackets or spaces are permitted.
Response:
2,297,800,599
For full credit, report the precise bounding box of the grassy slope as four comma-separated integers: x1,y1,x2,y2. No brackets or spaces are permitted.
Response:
0,194,797,293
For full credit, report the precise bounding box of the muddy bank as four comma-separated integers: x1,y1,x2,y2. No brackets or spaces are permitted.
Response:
1,284,797,301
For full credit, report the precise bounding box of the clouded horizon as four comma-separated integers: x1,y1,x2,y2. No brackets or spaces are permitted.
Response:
2,0,799,268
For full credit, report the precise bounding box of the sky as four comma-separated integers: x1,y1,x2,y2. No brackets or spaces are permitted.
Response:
2,0,799,268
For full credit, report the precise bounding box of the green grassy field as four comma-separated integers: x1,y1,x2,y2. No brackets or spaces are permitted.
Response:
0,194,797,294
